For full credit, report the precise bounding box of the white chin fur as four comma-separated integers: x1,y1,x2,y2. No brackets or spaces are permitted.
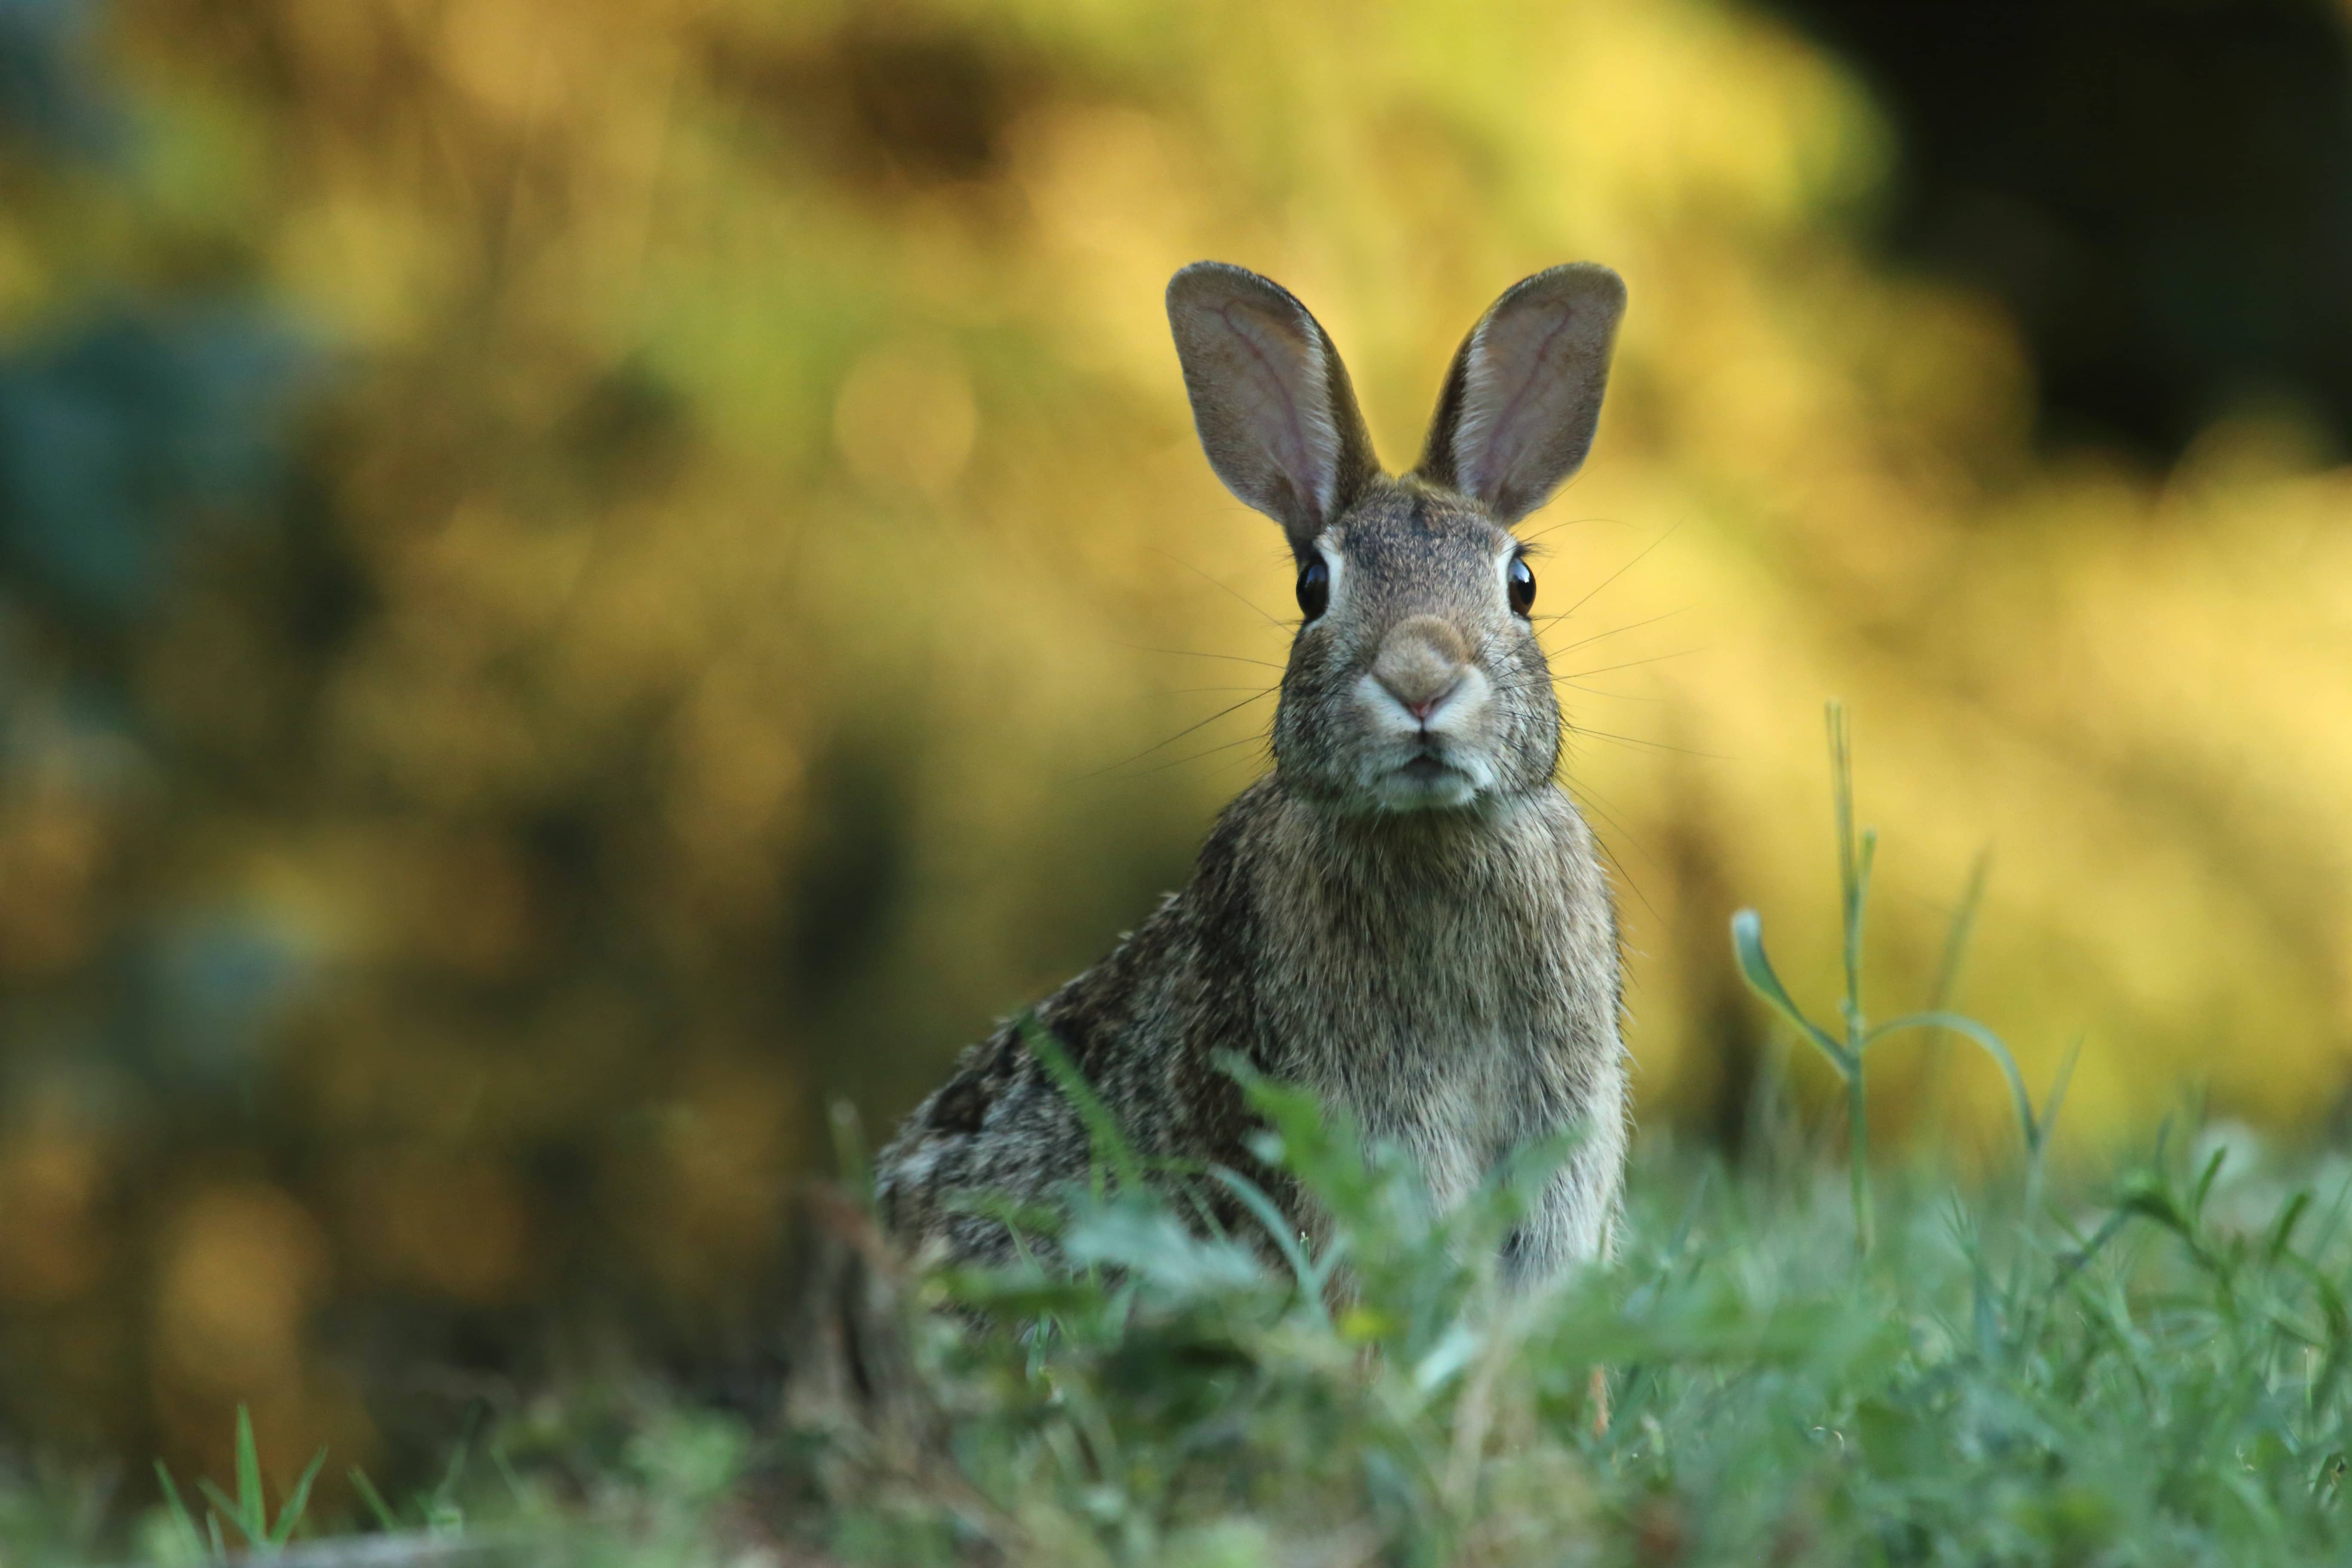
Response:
1372,764,1483,812
1348,669,1499,812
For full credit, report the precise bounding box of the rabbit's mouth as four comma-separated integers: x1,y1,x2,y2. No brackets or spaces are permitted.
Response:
1338,666,1500,811
1397,753,1456,784
1372,747,1483,811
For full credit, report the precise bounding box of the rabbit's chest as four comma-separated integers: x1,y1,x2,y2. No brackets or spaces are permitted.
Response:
1240,788,1620,1204
1289,940,1562,1161
1260,876,1590,1198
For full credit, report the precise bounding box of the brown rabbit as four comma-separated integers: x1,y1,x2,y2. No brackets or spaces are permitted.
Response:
874,261,1630,1286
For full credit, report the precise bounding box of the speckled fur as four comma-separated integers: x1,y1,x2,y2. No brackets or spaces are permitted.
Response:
876,263,1630,1286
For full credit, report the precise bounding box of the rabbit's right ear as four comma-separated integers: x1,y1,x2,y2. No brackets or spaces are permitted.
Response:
1167,263,1381,553
1416,264,1626,525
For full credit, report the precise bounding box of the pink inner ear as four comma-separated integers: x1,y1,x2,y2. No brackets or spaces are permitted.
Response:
1460,303,1581,504
1216,306,1319,497
1203,301,1339,519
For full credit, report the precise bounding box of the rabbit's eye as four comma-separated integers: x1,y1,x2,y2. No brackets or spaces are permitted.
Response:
1296,556,1330,622
1507,555,1536,617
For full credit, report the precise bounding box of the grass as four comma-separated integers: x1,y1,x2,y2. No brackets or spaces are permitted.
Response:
151,1409,325,1560
11,708,2352,1566
1732,703,2073,1261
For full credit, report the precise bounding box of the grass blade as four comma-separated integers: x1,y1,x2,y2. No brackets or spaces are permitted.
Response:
1730,909,1849,1073
348,1467,399,1533
195,1482,248,1550
1930,848,1993,1014
1915,847,1993,1117
268,1448,328,1547
1863,1010,2037,1152
1020,1011,1146,1191
234,1406,264,1542
1209,1164,1325,1308
152,1462,208,1563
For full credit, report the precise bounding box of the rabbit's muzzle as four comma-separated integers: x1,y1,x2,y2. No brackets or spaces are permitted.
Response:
1372,615,1469,718
1355,614,1499,811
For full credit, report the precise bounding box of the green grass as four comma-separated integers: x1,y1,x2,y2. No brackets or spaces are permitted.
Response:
151,1408,325,1560
12,709,2352,1566
776,709,2352,1563
643,710,2352,1562
797,1096,2352,1566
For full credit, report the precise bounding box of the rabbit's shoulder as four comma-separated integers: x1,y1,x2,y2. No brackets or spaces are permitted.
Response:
917,1021,1028,1137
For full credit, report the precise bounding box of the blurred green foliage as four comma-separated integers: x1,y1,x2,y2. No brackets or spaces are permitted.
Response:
0,0,2350,1525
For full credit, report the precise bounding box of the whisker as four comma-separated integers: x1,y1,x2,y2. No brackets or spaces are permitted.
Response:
1141,684,1284,698
1489,664,1678,701
1558,647,1707,680
1085,690,1280,778
1559,781,1661,922
1593,832,1658,923
1104,641,1286,672
1556,681,1663,703
1515,512,1630,546
1148,547,1293,634
1542,606,1693,653
1120,731,1274,778
1565,777,1667,875
1555,523,1682,621
1566,725,1727,760
1197,750,1277,790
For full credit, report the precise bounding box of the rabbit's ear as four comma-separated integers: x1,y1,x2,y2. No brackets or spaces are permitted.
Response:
1167,262,1381,551
1415,264,1625,525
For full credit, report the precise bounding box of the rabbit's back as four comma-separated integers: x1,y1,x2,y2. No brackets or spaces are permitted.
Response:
874,792,1271,1262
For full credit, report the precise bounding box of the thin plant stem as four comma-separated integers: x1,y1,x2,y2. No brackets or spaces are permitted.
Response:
1848,1068,1873,1258
1828,701,1876,1258
1732,704,2045,1265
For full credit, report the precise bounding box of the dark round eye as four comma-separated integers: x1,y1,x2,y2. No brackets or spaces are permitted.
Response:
1296,555,1330,621
1507,554,1536,616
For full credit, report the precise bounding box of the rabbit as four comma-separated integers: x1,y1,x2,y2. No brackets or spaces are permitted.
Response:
873,260,1631,1289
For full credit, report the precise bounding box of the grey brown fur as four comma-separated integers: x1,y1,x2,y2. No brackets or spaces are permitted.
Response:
876,260,1631,1286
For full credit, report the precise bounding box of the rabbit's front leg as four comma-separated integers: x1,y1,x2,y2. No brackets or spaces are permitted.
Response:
1496,1078,1626,1288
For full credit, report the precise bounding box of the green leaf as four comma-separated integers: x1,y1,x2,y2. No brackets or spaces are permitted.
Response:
2115,1170,2191,1235
1208,1164,1325,1307
934,1267,1102,1320
1929,847,1993,1013
348,1467,400,1534
2265,1190,2312,1265
268,1448,328,1547
2287,1253,2352,1413
234,1406,265,1540
2040,1039,2080,1151
152,1461,209,1564
2190,1145,2228,1221
194,1482,250,1550
427,1403,480,1538
1863,1010,2037,1151
1729,909,1849,1075
1222,1053,1375,1225
1062,1197,1267,1298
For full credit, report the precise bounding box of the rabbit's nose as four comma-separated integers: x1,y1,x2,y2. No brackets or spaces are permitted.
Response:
1374,616,1471,721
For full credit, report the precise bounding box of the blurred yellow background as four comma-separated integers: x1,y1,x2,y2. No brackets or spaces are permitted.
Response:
2,0,2350,1504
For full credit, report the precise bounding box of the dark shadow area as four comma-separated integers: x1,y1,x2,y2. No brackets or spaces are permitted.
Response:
1764,0,2352,462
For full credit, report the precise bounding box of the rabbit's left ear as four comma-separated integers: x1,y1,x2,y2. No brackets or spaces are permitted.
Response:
1415,263,1625,525
1167,262,1381,554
